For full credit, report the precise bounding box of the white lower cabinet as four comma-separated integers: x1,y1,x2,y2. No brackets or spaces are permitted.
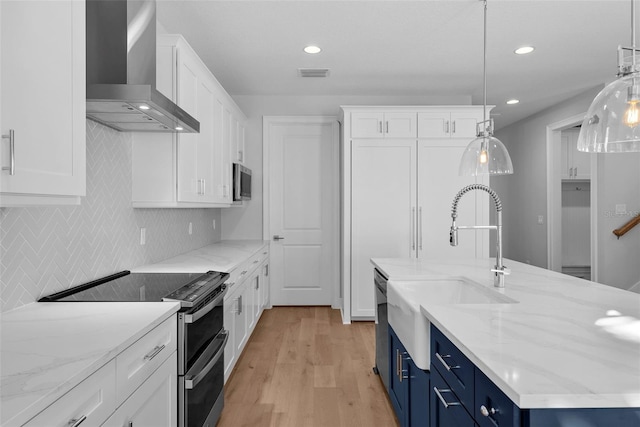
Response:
24,360,116,427
223,248,270,382
102,352,177,427
23,317,177,427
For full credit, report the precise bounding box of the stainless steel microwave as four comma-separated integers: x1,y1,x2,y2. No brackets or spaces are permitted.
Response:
233,163,252,201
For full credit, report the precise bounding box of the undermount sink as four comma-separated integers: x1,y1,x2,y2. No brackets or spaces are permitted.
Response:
387,277,518,370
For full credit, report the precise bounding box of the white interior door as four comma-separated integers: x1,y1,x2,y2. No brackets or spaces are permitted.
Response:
264,117,339,306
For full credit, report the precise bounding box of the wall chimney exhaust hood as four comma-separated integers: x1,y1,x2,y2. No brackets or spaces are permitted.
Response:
86,0,199,133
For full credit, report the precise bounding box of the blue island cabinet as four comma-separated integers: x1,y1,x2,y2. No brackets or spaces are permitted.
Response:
389,326,430,427
430,325,640,427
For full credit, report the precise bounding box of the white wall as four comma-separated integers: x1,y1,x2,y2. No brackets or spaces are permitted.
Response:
221,94,471,240
595,152,640,289
491,87,601,268
493,86,640,291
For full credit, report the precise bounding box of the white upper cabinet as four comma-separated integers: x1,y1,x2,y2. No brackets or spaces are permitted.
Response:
351,112,417,138
132,35,244,208
0,0,86,207
561,128,590,180
417,109,485,139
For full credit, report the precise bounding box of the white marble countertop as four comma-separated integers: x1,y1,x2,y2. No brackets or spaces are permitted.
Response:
0,302,180,427
372,257,640,409
132,240,268,273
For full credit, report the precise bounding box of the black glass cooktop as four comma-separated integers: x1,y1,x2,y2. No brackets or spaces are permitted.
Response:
39,270,228,306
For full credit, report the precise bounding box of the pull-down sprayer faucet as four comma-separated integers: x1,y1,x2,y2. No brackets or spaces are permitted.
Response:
450,184,509,288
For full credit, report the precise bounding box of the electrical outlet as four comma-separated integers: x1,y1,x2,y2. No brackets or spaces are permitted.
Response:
212,219,216,230
615,204,627,215
140,228,146,245
189,222,193,235
537,215,544,225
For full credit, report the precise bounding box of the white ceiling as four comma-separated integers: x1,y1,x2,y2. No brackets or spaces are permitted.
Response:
156,0,631,129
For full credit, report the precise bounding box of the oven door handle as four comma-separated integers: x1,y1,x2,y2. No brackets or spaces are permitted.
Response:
184,287,227,324
184,330,229,390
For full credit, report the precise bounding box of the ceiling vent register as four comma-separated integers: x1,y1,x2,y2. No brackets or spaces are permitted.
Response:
298,68,331,78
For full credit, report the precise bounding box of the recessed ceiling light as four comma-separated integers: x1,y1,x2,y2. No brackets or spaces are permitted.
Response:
175,126,184,131
304,45,322,54
506,99,520,105
514,46,535,55
139,104,150,110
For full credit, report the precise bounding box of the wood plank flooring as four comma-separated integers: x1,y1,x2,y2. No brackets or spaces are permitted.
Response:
218,307,399,427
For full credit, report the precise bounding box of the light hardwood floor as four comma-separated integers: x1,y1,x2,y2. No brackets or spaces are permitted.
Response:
218,306,400,427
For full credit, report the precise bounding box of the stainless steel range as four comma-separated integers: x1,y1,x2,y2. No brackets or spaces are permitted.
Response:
40,270,229,427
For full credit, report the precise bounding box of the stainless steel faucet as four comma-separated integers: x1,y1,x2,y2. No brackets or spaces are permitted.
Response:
450,184,509,288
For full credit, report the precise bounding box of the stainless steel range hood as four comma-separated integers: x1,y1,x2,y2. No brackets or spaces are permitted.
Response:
86,0,199,133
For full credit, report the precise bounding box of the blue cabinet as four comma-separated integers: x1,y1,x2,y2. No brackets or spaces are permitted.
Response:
389,326,430,427
430,324,640,427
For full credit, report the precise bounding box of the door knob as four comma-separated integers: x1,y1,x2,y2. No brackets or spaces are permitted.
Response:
273,235,285,241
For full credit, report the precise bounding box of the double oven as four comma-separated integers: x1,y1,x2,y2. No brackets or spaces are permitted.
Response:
40,270,229,427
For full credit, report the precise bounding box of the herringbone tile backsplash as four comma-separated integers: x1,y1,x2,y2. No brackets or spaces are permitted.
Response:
0,121,221,312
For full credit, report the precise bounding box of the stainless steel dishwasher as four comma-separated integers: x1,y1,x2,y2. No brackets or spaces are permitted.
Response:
373,268,389,390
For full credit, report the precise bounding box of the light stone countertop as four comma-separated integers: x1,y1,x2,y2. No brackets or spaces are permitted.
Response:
132,240,268,273
1,302,180,427
372,257,640,409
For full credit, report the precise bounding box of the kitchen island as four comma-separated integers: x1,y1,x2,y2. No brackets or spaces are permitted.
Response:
373,257,640,426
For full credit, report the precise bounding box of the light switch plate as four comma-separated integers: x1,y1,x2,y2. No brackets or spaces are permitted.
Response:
537,215,544,225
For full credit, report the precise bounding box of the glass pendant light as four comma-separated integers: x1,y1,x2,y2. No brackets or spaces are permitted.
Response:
577,0,640,153
459,0,514,176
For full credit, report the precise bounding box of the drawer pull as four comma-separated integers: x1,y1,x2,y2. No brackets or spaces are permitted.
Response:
433,387,461,408
2,129,15,175
435,352,460,371
253,260,259,264
143,344,165,361
240,270,248,276
67,415,87,427
480,405,497,417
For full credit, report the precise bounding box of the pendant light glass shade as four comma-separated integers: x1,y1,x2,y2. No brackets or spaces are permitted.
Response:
577,74,640,152
459,0,514,176
459,134,514,176
578,0,640,153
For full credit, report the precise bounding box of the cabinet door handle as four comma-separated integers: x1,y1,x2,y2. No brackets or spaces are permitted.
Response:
445,121,450,134
385,121,389,134
202,179,206,195
2,129,15,175
273,235,285,241
378,121,383,134
418,207,423,251
143,344,166,361
396,349,401,379
237,295,243,315
574,167,578,177
452,120,456,134
67,415,87,427
433,387,461,408
435,352,460,371
255,277,260,290
480,405,497,417
411,208,416,251
264,264,269,277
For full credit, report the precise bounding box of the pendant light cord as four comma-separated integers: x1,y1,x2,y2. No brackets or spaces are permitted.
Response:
483,0,488,127
633,0,636,70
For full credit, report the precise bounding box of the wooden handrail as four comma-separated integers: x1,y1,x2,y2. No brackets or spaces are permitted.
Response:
613,213,640,239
